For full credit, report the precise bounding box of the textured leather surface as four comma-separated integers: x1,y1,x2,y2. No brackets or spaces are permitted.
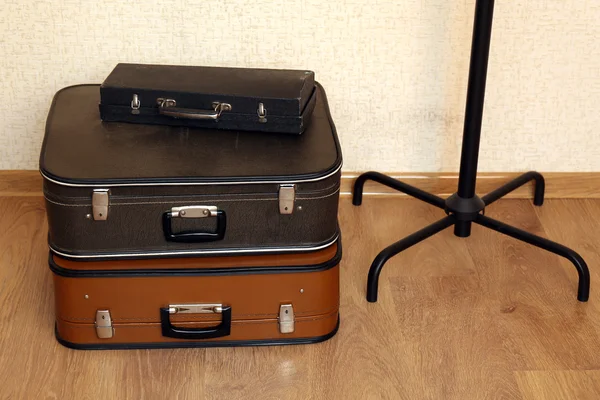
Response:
52,250,340,345
100,63,315,115
44,170,340,198
40,83,340,184
45,185,340,257
99,84,316,135
56,312,338,345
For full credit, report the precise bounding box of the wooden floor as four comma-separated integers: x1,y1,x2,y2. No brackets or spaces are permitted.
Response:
1,196,600,399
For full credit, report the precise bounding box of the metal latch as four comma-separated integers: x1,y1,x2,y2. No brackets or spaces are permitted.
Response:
95,310,114,339
257,102,267,123
92,189,109,221
156,98,177,108
279,185,295,215
131,94,141,114
279,304,295,333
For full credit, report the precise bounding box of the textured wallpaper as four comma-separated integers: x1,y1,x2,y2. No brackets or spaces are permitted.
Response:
1,0,599,172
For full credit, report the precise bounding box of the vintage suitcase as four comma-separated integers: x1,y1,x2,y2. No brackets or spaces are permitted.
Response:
51,237,341,349
40,82,341,260
99,63,316,134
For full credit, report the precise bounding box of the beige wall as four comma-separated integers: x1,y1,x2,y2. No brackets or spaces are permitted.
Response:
1,1,599,172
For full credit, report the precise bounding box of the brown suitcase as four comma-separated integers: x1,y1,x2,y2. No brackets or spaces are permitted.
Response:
50,238,341,349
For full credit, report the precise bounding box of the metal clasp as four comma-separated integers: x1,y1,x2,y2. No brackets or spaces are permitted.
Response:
156,98,177,108
170,205,218,218
279,304,295,333
95,310,114,339
131,94,141,114
257,102,267,123
92,189,109,221
279,185,295,214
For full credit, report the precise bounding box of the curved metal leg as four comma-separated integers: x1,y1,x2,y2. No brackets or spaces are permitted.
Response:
367,215,456,302
482,171,545,206
352,171,446,209
475,214,590,302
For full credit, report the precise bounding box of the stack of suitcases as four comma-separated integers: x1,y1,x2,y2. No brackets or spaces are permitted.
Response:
40,64,342,349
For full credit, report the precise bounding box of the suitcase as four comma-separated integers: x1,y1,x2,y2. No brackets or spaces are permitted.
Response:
51,236,341,349
99,63,316,135
40,82,341,260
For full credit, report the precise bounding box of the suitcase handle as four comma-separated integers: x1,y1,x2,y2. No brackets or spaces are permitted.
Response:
160,304,232,340
162,206,227,243
157,98,232,120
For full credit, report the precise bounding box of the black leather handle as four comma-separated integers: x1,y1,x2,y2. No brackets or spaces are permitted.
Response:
162,209,226,243
160,306,232,340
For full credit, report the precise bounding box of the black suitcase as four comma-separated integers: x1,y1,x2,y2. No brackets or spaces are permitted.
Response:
40,82,342,260
99,63,317,135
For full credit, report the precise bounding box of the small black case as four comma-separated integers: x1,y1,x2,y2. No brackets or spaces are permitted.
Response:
99,63,317,135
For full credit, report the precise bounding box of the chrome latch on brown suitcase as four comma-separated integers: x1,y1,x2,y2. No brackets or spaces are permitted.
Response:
279,304,295,333
95,310,114,339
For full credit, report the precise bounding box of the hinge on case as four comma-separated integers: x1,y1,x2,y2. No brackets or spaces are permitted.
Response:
95,310,114,339
92,189,109,221
279,304,295,333
279,185,295,215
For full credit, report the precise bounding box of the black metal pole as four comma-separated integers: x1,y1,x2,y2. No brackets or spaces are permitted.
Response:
457,0,495,199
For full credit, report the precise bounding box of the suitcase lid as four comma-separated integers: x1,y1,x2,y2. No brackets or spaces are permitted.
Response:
39,82,342,187
99,63,315,117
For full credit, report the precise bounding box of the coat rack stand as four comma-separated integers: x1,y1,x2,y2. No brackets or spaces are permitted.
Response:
353,0,590,303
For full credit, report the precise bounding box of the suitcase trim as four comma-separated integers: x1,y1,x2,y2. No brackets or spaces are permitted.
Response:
54,316,339,350
39,82,342,188
48,239,342,278
48,229,340,260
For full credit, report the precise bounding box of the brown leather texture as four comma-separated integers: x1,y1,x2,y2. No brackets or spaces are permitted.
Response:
56,312,339,345
52,246,340,346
